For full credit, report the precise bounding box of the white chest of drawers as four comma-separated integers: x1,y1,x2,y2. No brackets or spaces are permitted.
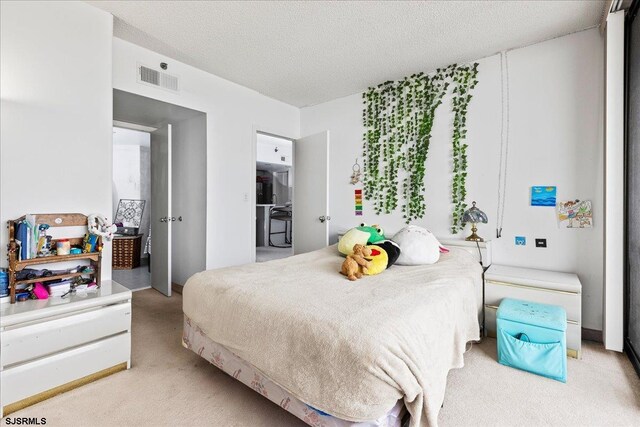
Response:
484,264,582,358
0,280,132,416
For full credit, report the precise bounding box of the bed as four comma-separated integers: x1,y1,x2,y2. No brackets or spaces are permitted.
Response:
182,244,482,427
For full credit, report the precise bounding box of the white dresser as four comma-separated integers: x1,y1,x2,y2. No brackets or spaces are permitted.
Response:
484,265,582,358
0,280,132,416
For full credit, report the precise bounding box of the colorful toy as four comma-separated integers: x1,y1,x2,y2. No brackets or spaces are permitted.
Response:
340,244,372,281
362,244,388,275
363,240,402,275
338,223,386,255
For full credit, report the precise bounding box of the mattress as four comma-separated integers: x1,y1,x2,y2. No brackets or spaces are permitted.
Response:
183,315,406,427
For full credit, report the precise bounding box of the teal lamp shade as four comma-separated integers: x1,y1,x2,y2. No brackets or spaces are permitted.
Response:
463,201,488,242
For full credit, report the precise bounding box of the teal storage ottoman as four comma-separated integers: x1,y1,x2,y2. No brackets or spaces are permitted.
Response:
497,298,567,382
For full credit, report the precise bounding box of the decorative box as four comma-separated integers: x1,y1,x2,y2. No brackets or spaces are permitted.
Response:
497,298,567,383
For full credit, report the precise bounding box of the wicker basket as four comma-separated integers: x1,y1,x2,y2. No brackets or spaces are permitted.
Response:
112,235,142,270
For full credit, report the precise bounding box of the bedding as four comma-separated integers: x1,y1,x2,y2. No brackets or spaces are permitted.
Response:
183,245,481,427
182,316,406,427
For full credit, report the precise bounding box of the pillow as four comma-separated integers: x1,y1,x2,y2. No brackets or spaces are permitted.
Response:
377,240,401,267
392,225,446,265
338,228,370,255
363,245,388,275
338,223,387,255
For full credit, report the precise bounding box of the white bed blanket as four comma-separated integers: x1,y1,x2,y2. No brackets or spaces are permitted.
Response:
183,245,481,427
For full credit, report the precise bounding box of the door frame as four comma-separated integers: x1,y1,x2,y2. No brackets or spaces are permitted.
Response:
112,89,208,294
624,0,640,377
250,125,298,262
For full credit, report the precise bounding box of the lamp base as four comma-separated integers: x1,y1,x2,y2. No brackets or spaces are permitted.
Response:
465,224,484,242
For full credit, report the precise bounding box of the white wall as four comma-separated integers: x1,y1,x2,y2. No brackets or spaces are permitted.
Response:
113,145,142,203
604,11,625,351
0,2,114,279
172,114,207,285
112,38,300,269
301,29,605,330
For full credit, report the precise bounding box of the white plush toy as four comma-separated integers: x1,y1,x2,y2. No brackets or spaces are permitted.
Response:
87,213,117,242
392,225,448,265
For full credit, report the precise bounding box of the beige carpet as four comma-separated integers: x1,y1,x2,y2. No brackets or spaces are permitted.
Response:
5,289,640,426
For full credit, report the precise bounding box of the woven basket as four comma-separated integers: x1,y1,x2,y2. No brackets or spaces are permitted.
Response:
112,236,141,270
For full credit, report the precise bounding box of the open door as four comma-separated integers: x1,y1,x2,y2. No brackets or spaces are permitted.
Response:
150,123,172,296
293,131,329,255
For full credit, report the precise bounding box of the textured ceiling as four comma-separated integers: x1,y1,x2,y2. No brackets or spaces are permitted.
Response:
89,1,607,107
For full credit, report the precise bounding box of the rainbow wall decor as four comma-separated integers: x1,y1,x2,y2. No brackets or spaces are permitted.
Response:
355,189,363,216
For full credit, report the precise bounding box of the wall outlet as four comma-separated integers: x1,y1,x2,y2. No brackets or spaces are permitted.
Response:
535,238,547,248
515,236,526,246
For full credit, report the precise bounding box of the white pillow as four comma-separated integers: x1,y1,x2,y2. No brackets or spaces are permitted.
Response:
393,226,445,265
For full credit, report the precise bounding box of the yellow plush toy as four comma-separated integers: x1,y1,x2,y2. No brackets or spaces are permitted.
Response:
363,244,389,275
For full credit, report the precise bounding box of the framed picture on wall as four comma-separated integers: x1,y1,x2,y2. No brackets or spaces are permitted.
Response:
531,186,557,207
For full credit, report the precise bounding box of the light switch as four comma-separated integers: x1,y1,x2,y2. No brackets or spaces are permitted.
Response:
535,238,547,248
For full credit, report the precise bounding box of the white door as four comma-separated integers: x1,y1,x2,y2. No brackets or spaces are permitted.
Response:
150,123,172,296
293,131,330,255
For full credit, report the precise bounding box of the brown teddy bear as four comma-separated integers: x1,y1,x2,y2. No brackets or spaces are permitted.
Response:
340,243,372,281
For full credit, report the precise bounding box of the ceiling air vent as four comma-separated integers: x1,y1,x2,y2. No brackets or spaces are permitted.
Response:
137,64,179,92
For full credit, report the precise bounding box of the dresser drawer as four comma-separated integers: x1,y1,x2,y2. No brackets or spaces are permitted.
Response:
485,305,582,358
1,333,130,406
1,302,131,367
485,279,581,323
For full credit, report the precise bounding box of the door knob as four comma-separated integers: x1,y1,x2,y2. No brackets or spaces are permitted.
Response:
160,217,167,223
171,217,176,222
319,216,326,223
177,216,183,222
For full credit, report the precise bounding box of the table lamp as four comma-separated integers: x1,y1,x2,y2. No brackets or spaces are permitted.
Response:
462,201,488,242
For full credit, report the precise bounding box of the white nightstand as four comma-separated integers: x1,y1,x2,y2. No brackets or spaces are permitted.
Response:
484,264,582,358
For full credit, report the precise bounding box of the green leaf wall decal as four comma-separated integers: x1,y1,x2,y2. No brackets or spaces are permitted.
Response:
362,63,479,228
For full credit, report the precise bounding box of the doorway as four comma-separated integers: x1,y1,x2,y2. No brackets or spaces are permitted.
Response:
252,130,331,261
112,89,206,295
112,126,152,290
255,132,294,262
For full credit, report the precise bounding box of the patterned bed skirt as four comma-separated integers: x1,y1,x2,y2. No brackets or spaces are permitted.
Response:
182,315,406,427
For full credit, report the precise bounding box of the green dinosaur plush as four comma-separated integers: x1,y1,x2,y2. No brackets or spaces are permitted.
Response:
357,224,386,244
338,223,386,255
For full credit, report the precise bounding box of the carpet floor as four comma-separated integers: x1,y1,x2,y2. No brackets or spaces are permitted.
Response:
5,289,640,426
